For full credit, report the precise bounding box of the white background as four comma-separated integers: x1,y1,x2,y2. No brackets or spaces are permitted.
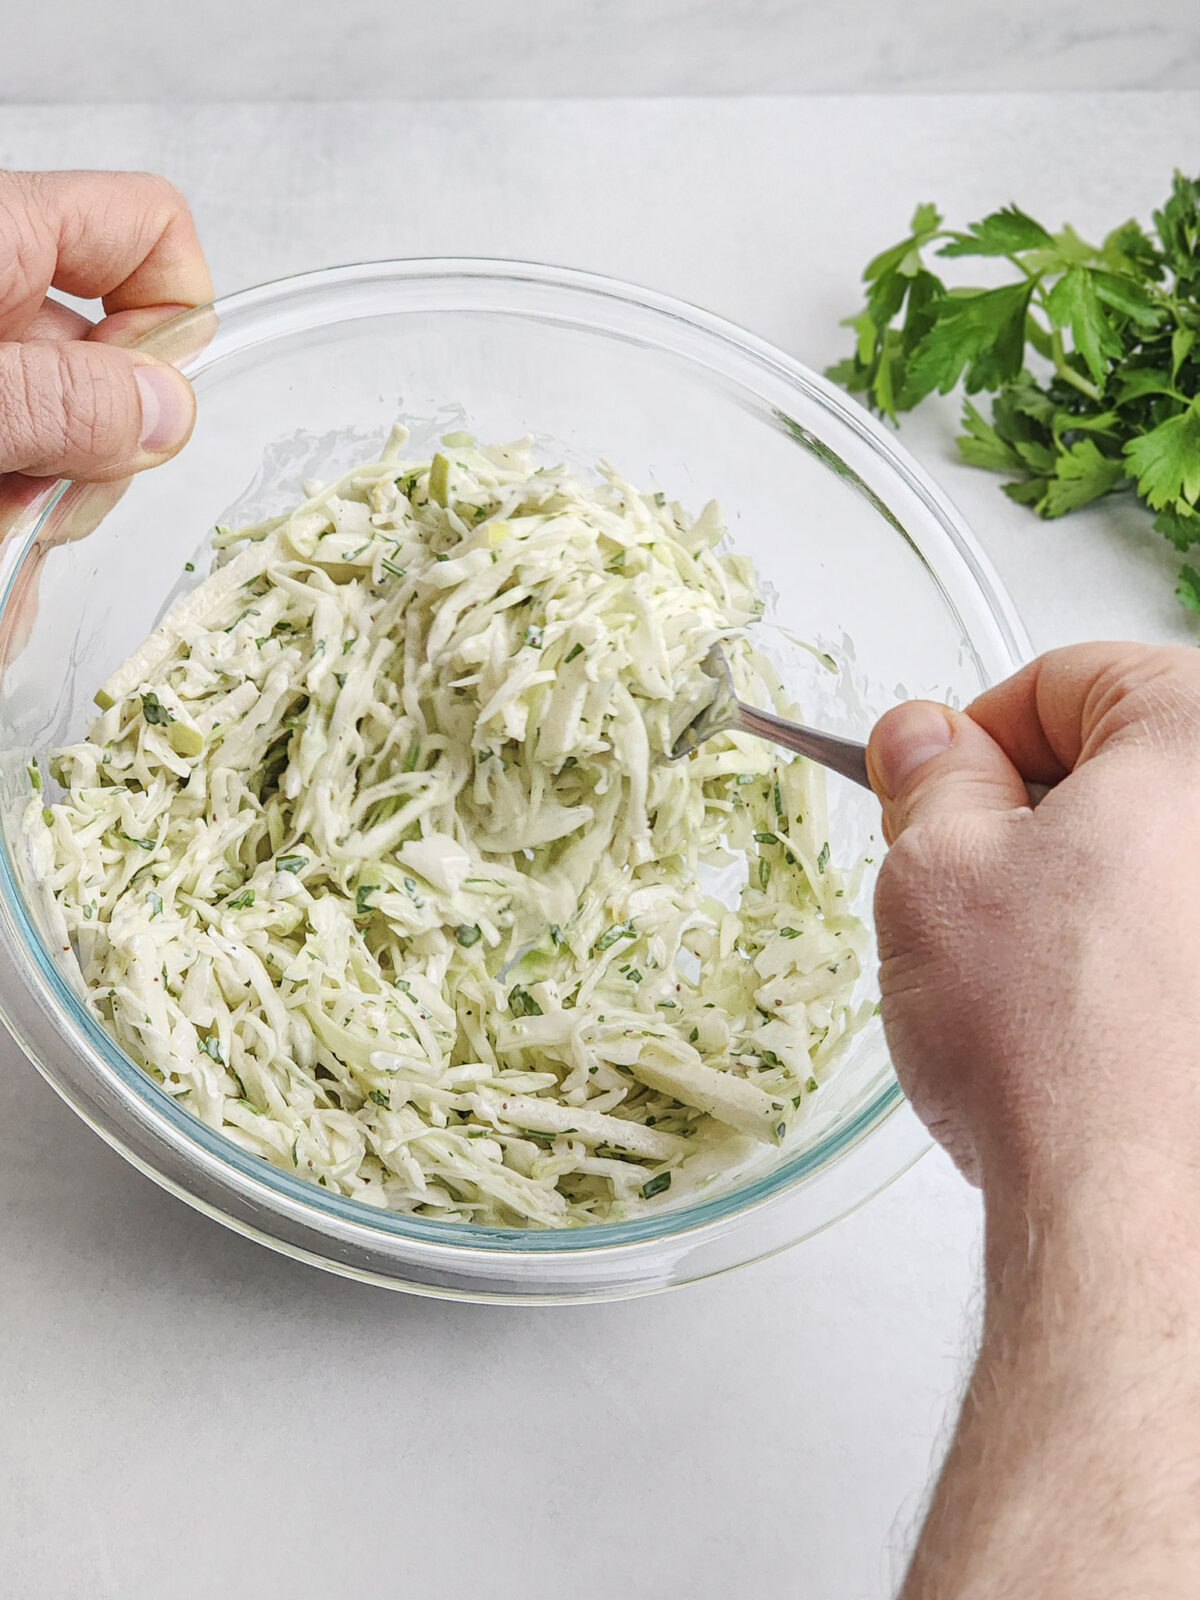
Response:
2,0,1198,96
1,75,1198,1600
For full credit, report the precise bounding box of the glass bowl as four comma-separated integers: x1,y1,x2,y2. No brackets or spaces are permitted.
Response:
0,261,1027,1301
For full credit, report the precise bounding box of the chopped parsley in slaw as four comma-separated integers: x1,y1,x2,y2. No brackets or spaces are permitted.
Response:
29,427,869,1226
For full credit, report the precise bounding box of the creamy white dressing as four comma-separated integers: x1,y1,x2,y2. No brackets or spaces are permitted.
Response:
30,427,868,1226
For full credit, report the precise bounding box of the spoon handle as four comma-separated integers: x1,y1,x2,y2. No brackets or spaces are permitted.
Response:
733,702,873,790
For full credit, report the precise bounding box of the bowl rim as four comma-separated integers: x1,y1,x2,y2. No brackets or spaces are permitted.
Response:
0,257,1029,1291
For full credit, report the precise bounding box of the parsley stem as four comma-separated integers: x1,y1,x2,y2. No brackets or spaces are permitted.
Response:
1047,327,1103,402
1003,252,1041,283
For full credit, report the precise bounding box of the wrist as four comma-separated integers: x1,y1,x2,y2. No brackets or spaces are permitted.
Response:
982,1146,1200,1335
902,1145,1200,1600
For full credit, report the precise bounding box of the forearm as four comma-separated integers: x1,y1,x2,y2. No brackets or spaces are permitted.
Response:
901,1168,1200,1600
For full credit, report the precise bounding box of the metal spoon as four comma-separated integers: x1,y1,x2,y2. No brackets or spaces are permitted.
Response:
669,645,872,790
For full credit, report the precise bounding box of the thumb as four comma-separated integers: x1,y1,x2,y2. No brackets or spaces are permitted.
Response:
0,339,195,481
867,700,1029,843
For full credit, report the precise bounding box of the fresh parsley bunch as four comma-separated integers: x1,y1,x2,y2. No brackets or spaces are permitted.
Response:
828,172,1200,611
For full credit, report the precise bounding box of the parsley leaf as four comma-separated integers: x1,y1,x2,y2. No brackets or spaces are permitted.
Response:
1123,402,1200,510
1155,505,1200,550
1045,268,1122,386
1039,438,1127,516
907,281,1035,397
937,205,1053,258
1177,564,1200,614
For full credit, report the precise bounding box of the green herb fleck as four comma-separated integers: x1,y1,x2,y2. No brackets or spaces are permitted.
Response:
641,1171,672,1199
455,923,483,947
508,985,544,1018
276,853,306,875
140,691,174,726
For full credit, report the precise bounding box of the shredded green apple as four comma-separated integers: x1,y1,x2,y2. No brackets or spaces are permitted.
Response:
29,426,869,1226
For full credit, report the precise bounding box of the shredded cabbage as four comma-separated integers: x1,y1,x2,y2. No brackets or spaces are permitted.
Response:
29,426,869,1226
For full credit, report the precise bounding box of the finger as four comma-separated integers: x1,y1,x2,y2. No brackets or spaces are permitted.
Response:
21,295,93,342
95,301,220,370
0,536,46,672
88,303,194,347
0,471,56,542
0,339,195,480
867,699,1029,843
967,642,1200,781
0,169,213,340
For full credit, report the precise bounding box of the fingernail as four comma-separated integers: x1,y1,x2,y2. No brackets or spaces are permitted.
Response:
870,702,955,798
135,364,194,454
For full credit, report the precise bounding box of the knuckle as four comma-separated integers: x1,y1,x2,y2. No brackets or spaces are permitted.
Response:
0,344,57,465
0,343,132,473
0,173,55,324
141,171,187,209
1087,649,1200,754
53,346,122,456
130,170,193,230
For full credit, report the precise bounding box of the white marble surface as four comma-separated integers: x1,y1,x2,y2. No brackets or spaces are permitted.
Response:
0,93,1196,1600
4,0,1199,97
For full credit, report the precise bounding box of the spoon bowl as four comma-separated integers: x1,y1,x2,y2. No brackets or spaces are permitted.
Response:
670,645,874,789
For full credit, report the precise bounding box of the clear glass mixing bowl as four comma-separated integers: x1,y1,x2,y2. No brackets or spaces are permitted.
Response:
0,261,1028,1301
